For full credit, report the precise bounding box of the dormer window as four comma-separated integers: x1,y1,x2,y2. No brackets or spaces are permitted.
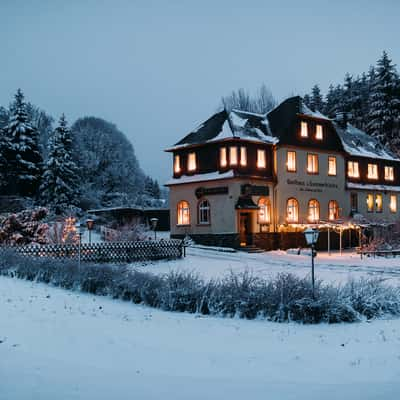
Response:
367,163,378,180
348,161,359,178
220,147,227,168
300,121,308,138
316,124,323,140
240,146,247,166
385,166,394,181
174,155,181,174
257,149,266,169
229,146,238,166
187,152,196,172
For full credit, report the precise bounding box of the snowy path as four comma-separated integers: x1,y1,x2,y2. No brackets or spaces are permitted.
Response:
1,276,400,400
131,247,400,285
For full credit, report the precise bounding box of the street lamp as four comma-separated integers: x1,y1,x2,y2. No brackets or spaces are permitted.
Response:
150,218,159,240
75,222,85,270
304,227,319,299
86,219,94,244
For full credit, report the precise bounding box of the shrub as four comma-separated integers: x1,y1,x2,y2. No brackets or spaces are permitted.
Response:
0,248,399,324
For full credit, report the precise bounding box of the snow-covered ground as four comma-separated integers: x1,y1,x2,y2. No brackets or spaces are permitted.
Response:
131,246,400,285
1,276,400,400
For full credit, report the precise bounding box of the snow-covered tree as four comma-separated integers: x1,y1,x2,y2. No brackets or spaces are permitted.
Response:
40,114,80,213
324,84,344,118
367,51,400,150
4,89,42,196
0,127,8,191
309,84,324,112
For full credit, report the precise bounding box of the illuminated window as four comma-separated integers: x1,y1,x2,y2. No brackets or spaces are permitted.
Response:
174,155,181,174
177,201,190,225
286,198,299,223
187,152,196,171
229,146,238,166
351,193,358,213
366,194,374,212
328,156,337,176
390,195,397,213
286,151,296,172
258,197,271,224
375,194,382,212
368,163,378,179
240,146,247,166
308,199,320,223
328,200,339,221
198,199,210,224
385,166,394,181
300,121,308,137
307,153,319,174
220,147,227,168
316,124,323,140
348,161,359,178
257,149,266,169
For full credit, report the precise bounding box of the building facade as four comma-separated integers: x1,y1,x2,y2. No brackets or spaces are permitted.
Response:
165,97,400,250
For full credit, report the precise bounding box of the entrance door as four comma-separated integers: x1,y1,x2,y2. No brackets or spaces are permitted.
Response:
239,213,252,246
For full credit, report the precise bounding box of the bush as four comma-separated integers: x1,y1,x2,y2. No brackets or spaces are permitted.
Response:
0,248,399,324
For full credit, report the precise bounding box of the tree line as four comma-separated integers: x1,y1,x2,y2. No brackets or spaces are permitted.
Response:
303,51,400,154
0,89,163,214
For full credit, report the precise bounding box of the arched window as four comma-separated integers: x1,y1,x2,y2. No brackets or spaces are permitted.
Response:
177,201,190,225
286,198,299,223
258,197,271,223
328,200,339,221
308,199,320,223
198,199,210,225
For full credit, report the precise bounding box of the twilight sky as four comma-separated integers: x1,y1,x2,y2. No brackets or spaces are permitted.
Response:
1,0,399,184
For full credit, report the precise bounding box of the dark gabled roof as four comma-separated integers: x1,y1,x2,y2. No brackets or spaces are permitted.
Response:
169,109,277,150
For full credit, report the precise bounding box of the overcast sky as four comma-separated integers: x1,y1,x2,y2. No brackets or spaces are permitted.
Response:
1,0,399,184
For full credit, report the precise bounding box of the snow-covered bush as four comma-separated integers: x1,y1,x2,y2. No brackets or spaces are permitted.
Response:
1,249,400,324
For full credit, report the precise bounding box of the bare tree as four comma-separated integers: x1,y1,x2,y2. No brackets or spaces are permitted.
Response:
222,84,276,114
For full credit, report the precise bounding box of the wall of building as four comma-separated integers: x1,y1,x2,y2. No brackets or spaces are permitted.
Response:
274,146,348,225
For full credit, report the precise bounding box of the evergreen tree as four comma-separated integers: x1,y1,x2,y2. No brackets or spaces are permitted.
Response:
40,114,80,213
0,127,8,190
303,94,311,109
309,85,324,112
4,89,42,196
367,51,400,150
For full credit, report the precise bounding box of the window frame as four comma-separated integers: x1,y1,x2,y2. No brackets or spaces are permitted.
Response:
366,193,374,213
347,161,360,178
390,194,397,213
220,147,227,168
177,200,190,226
300,121,308,138
328,156,337,176
257,197,271,224
375,193,383,213
257,149,267,169
286,197,299,223
307,153,319,175
367,163,378,180
350,193,358,213
240,146,247,167
229,146,238,166
328,200,339,221
315,124,323,140
286,150,297,172
174,154,181,174
187,152,197,172
308,199,320,223
384,166,394,181
197,199,211,225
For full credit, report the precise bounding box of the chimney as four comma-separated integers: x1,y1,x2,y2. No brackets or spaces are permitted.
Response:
334,112,347,128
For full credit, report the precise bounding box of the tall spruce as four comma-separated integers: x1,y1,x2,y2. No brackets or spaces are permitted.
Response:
309,85,324,112
4,89,42,196
40,114,80,212
367,51,400,150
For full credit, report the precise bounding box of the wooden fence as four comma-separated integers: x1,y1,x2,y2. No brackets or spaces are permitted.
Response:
8,240,184,263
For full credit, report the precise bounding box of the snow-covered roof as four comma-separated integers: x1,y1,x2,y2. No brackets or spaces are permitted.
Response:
347,182,400,192
298,102,331,120
167,109,278,151
335,123,398,161
165,170,235,186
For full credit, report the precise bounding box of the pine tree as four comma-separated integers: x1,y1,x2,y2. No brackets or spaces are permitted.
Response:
0,127,8,191
324,84,344,118
309,85,324,112
40,114,80,213
4,89,42,196
367,51,400,149
303,94,312,109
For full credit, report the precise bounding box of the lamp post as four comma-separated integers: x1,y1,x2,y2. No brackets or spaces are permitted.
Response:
75,222,85,270
304,227,319,299
86,219,94,244
150,218,159,240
